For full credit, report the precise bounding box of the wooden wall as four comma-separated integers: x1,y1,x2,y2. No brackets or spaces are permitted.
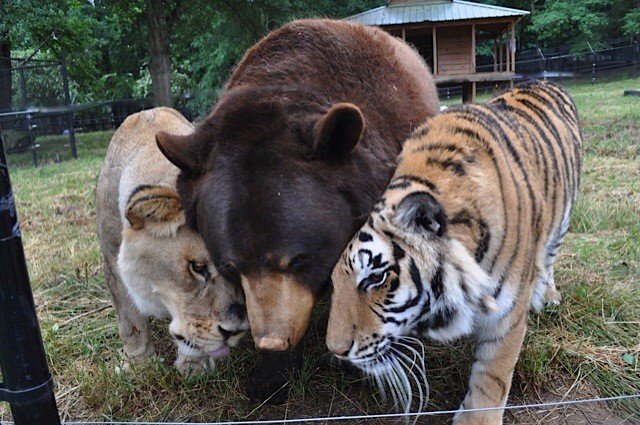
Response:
436,25,472,75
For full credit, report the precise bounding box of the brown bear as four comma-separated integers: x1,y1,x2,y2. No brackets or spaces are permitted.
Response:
156,18,439,402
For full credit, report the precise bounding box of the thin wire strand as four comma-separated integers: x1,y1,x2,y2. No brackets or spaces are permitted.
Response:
26,393,637,425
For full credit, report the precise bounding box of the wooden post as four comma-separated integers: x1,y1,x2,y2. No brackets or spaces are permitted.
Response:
506,34,510,73
402,28,406,41
499,35,503,72
511,23,516,72
493,37,498,72
471,24,476,73
462,82,476,103
432,26,438,75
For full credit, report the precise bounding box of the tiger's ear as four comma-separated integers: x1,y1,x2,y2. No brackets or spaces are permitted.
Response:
393,191,447,237
125,185,185,237
313,103,364,159
156,131,209,175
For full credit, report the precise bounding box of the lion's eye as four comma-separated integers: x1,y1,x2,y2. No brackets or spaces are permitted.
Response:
358,272,387,291
189,261,211,281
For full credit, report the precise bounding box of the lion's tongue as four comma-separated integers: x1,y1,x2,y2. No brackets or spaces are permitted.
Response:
209,345,230,359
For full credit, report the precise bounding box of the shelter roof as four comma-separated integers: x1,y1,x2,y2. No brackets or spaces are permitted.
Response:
345,0,529,26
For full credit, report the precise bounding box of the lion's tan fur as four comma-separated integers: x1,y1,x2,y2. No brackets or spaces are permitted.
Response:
96,107,248,374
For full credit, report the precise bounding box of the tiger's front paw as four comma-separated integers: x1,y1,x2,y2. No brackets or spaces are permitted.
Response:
453,411,503,425
174,354,215,376
543,287,562,307
453,401,504,425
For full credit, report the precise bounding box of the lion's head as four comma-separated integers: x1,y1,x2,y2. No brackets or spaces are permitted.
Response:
117,185,249,365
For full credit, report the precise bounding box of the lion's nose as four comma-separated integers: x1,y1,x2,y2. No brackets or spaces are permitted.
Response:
218,325,244,341
227,302,247,320
327,340,353,357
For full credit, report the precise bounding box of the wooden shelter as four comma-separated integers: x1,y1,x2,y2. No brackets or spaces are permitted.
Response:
346,0,529,102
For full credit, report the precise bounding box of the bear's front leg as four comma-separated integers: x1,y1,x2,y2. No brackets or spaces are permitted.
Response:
246,342,303,404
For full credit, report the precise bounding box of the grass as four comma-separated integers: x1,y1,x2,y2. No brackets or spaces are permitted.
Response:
2,75,640,423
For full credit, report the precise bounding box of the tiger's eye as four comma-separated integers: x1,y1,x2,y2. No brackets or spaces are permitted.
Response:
358,271,388,291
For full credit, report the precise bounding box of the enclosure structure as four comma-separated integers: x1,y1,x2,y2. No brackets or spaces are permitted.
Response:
0,54,76,167
346,0,529,102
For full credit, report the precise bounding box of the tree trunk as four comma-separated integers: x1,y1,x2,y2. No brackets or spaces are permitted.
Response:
530,0,539,49
0,31,12,112
146,0,172,107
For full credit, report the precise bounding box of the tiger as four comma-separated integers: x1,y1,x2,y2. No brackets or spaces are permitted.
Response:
326,81,582,424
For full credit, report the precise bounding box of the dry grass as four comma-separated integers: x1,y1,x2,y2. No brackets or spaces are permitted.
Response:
2,75,639,423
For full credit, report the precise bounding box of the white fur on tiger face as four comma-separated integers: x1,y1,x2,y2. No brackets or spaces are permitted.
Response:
329,187,498,363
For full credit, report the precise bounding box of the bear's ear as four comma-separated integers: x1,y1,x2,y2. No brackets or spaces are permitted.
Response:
393,191,447,237
156,131,208,175
313,103,364,159
125,185,185,236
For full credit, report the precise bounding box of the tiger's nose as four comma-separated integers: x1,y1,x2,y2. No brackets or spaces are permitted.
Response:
218,325,244,341
327,340,353,357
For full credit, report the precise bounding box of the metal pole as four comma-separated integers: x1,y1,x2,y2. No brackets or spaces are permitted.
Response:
60,51,77,159
0,132,61,424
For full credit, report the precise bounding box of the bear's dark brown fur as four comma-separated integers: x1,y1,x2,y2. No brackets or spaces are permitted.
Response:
157,18,439,402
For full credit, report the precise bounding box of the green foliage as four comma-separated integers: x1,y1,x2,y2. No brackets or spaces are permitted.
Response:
530,0,610,50
622,7,640,37
170,0,386,113
3,0,639,106
473,0,640,50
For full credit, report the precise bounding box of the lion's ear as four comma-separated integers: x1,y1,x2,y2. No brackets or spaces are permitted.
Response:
125,185,185,236
313,103,364,159
156,131,208,175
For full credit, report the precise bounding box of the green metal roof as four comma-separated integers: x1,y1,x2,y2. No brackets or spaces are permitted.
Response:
345,0,529,26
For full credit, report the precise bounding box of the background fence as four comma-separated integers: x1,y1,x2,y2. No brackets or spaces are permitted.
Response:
0,54,76,167
1,40,638,167
440,40,640,99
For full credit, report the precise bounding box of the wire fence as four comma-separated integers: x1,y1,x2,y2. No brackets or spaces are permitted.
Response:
1,42,638,168
0,55,76,168
0,394,637,424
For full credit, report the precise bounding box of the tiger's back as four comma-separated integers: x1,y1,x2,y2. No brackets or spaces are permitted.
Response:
326,81,582,425
400,80,582,311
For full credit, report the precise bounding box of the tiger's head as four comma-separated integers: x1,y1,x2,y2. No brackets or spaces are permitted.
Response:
327,184,497,379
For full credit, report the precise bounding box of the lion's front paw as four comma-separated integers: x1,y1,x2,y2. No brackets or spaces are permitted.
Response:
116,345,157,374
174,354,215,376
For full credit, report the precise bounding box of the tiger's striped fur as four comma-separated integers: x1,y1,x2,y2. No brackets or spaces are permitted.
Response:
326,81,582,424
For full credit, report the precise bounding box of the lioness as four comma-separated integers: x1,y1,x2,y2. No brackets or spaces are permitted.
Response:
96,107,249,374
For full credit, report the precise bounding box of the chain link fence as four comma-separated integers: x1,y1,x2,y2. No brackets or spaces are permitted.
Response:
0,54,76,167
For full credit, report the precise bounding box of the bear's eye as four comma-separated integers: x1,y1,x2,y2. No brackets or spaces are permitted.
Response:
288,255,307,270
358,272,387,292
217,262,240,286
189,261,211,281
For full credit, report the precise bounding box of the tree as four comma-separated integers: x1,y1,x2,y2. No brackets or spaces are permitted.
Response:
0,0,98,110
146,0,172,106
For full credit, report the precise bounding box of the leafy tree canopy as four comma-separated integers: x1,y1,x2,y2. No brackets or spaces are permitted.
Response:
2,0,638,108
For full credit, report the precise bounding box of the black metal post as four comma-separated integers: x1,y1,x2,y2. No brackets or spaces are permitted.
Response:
0,132,60,424
60,51,77,159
